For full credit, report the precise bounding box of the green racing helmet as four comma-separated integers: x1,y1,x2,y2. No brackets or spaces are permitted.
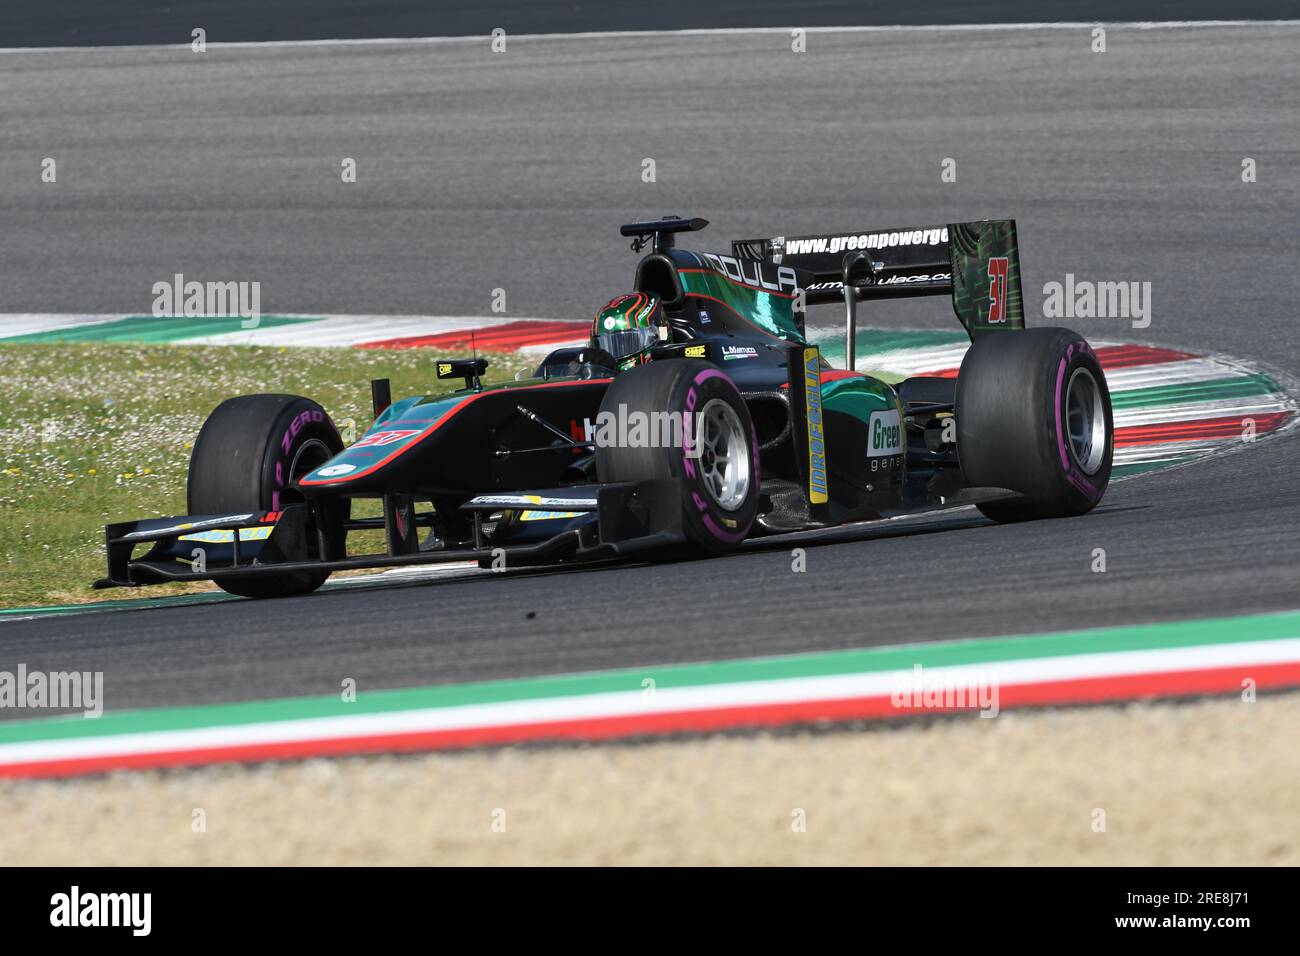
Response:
592,292,663,369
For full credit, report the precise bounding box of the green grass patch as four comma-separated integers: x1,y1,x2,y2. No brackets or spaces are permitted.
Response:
0,343,529,607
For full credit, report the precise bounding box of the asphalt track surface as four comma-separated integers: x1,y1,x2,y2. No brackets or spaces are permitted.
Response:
1,22,1299,714
0,1,1287,48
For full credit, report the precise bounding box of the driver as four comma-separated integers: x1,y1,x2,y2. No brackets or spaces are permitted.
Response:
591,292,664,370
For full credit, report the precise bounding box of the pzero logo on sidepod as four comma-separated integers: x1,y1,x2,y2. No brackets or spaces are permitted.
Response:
869,409,903,456
316,463,356,477
353,429,420,449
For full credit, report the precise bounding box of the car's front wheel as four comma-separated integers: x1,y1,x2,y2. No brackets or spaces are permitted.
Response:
594,360,759,554
188,393,347,597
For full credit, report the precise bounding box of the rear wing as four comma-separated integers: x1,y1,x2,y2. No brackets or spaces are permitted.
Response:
733,219,1024,346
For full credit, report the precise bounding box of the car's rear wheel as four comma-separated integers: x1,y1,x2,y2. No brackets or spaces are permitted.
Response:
956,327,1113,522
594,360,759,554
188,393,347,598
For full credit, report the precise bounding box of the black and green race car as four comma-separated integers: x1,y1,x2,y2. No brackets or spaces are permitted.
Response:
95,215,1114,598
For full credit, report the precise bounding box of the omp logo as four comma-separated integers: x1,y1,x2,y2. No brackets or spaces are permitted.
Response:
684,344,707,358
50,886,151,936
785,228,949,256
353,429,420,448
869,409,903,456
803,349,828,504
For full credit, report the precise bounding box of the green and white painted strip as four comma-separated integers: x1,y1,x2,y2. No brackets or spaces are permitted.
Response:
2,609,1298,778
0,314,319,343
0,313,590,351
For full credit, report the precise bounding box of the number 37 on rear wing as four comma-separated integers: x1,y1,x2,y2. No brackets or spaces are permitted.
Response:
733,219,1024,367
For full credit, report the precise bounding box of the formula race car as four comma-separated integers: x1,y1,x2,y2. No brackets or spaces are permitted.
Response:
95,216,1114,597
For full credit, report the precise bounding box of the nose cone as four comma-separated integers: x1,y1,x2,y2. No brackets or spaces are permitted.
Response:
299,394,465,488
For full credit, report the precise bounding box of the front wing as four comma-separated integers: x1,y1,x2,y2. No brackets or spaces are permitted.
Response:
93,481,687,589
